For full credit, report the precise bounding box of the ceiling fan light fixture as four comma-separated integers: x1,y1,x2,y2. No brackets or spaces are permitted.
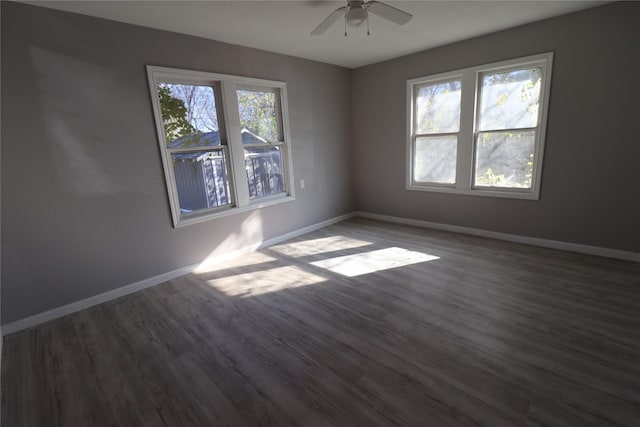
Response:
310,0,412,36
346,6,367,28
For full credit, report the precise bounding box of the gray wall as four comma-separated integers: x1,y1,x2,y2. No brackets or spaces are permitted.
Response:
352,2,639,252
1,2,354,324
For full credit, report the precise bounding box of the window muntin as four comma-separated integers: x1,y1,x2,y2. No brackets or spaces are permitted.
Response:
407,53,552,199
148,67,295,227
412,79,461,185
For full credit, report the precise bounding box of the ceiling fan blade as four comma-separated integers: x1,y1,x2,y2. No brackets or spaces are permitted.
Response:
366,1,412,25
311,6,347,35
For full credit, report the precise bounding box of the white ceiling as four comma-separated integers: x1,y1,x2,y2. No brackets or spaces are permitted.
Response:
25,1,605,68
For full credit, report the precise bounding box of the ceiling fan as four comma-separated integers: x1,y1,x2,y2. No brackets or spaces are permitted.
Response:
311,1,412,36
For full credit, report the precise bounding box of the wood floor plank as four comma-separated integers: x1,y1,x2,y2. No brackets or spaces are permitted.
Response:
182,276,471,427
2,218,639,426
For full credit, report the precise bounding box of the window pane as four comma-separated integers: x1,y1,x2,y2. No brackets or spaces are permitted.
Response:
171,150,231,214
414,136,457,184
237,89,280,143
474,131,535,188
416,80,461,134
157,83,221,148
244,147,285,199
478,68,542,131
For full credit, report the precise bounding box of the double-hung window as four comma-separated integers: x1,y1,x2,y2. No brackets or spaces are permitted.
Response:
236,85,287,200
147,67,294,227
412,78,462,185
407,53,553,199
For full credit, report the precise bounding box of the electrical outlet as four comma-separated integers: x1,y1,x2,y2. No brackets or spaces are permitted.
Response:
299,179,305,189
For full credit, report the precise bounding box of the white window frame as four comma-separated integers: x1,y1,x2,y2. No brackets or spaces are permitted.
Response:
410,75,464,188
147,66,295,227
406,52,553,199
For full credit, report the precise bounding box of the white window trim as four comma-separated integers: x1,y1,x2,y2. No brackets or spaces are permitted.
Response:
406,52,553,200
147,66,295,227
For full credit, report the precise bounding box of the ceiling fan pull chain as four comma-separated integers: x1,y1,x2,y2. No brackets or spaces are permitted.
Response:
367,11,370,36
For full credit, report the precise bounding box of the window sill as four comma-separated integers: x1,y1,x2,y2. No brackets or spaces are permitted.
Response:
175,194,296,228
406,184,539,200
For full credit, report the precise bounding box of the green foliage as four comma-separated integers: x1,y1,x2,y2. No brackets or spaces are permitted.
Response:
487,68,541,115
495,92,509,107
158,85,196,143
524,153,534,188
476,168,507,186
475,132,534,188
237,90,279,142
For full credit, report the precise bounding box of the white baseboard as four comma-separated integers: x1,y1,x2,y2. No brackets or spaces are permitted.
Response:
1,212,356,336
355,211,640,263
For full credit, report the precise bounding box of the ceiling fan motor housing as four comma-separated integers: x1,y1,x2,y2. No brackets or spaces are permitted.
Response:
346,1,368,27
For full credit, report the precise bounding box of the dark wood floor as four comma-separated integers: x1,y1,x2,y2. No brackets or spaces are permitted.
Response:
3,218,640,426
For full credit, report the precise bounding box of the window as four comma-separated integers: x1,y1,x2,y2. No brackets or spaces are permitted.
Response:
412,79,461,185
236,86,286,199
147,67,294,227
407,53,553,199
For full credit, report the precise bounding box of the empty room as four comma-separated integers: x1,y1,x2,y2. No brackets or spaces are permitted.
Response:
1,1,639,426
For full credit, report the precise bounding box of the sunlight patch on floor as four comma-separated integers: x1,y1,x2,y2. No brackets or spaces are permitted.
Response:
310,247,439,277
269,235,373,257
206,265,326,297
